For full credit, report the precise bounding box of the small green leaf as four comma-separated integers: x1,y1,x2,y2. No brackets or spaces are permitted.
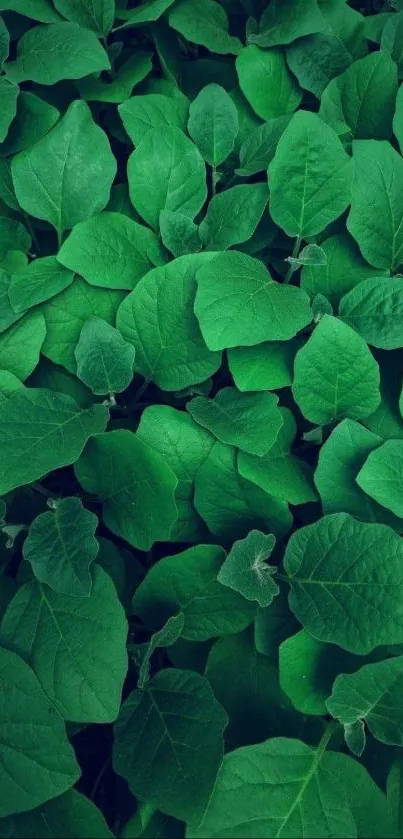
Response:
356,439,403,518
118,91,188,145
133,543,255,640
327,655,403,746
0,91,59,156
286,243,327,268
284,513,403,653
228,340,299,392
75,429,178,550
137,613,185,688
9,257,74,313
77,52,153,103
217,530,278,607
286,32,352,98
188,83,238,166
159,210,201,257
236,45,301,119
343,720,366,757
6,22,109,84
194,250,312,351
0,647,79,818
200,183,268,251
187,386,283,455
301,232,385,308
292,315,380,424
75,317,135,395
23,497,98,596
236,115,291,176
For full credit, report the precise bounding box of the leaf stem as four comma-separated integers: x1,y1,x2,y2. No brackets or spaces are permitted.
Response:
132,377,151,406
316,719,339,756
211,165,218,197
284,235,302,283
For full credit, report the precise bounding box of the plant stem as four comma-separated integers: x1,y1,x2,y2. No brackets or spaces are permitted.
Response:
211,165,218,196
132,377,150,406
284,235,302,283
316,719,339,756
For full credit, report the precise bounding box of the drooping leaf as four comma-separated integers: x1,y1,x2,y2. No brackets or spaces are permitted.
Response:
0,567,127,722
292,315,380,424
217,530,278,607
6,22,110,84
12,100,116,239
236,45,301,120
137,613,185,688
117,254,221,390
23,496,99,596
77,52,153,104
0,387,108,495
0,646,79,818
284,512,403,653
75,429,178,550
194,250,312,351
269,110,353,237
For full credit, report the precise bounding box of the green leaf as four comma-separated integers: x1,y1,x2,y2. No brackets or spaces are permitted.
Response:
269,110,353,237
0,386,108,495
23,496,99,597
236,115,291,176
76,52,153,104
381,10,403,77
249,0,326,48
75,429,178,550
327,655,403,746
194,441,293,541
339,276,403,349
0,217,30,260
387,755,403,837
228,339,299,392
292,315,380,424
187,386,283,456
0,160,19,212
332,752,394,839
74,317,135,395
238,407,317,505
0,269,25,334
6,22,109,84
159,210,201,258
137,613,185,688
113,668,227,822
41,277,124,374
133,543,255,640
116,0,176,26
286,32,352,98
187,736,356,839
356,439,403,519
348,139,403,271
0,0,61,22
394,83,403,154
0,568,127,722
284,512,403,653
301,232,386,309
118,92,188,145
0,310,46,380
254,585,299,659
343,720,366,757
0,91,59,157
127,127,206,231
58,211,165,291
187,83,238,166
0,790,114,838
217,530,278,607
314,418,403,528
168,0,242,55
194,250,312,351
319,51,398,140
0,78,18,143
53,0,114,36
286,243,327,268
199,183,268,250
279,629,360,716
12,101,116,239
116,254,221,390
236,46,301,120
0,14,9,66
9,257,74,313
137,405,213,542
0,646,79,818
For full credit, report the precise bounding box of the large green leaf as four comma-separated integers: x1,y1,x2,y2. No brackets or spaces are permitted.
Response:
0,790,113,838
194,250,311,351
0,387,108,495
58,212,165,291
284,513,403,653
168,0,242,55
53,0,114,36
187,736,356,838
292,315,380,424
188,83,238,165
116,254,221,390
199,183,268,250
23,497,99,596
347,139,403,271
137,405,213,542
269,110,353,237
75,429,178,550
9,257,74,313
0,646,79,817
236,46,301,119
12,101,116,240
339,276,403,349
0,78,18,143
250,0,325,48
356,439,403,518
228,339,299,392
0,91,59,156
286,31,352,98
0,310,46,380
133,543,255,640
328,655,403,746
118,92,189,145
236,115,291,176
6,22,109,84
187,387,283,456
0,568,127,722
127,127,206,231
